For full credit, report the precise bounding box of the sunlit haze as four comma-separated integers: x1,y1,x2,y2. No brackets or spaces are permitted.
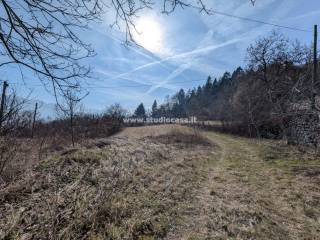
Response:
134,17,164,53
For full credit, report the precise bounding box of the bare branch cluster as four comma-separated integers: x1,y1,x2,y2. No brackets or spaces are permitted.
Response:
108,0,214,43
0,0,254,97
0,0,104,97
0,88,31,135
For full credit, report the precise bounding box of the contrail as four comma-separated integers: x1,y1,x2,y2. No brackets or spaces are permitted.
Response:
286,10,320,22
92,27,173,71
145,30,214,94
146,62,193,94
144,36,246,94
112,37,245,81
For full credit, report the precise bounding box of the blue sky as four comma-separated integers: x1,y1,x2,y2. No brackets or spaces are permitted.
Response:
2,0,320,116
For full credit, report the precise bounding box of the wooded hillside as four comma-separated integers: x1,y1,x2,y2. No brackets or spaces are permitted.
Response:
150,32,319,139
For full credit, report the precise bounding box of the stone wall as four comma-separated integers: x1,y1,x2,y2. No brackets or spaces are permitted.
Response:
287,112,320,147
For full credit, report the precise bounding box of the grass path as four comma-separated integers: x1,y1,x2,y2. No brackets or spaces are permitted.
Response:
1,126,319,240
168,130,320,240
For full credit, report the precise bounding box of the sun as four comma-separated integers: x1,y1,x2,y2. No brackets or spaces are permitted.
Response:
134,17,163,53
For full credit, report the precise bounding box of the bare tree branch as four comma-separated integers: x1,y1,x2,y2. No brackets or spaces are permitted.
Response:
0,0,254,98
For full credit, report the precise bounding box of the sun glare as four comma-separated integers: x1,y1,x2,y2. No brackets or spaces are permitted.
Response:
134,17,163,53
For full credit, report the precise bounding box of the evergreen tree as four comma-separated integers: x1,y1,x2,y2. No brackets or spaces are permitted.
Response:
220,72,232,86
190,89,196,99
176,89,185,103
151,100,158,117
212,78,219,95
155,71,244,120
170,89,187,117
232,67,243,79
134,103,146,118
204,76,213,93
196,86,202,97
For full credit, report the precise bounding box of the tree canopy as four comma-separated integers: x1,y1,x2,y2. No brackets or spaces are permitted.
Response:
134,103,146,118
149,32,315,138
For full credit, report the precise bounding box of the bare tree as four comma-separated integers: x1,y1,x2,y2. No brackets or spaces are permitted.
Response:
0,87,30,135
0,0,105,97
0,0,254,97
105,103,128,129
56,90,82,146
0,85,31,181
110,0,213,42
105,103,128,120
246,31,311,138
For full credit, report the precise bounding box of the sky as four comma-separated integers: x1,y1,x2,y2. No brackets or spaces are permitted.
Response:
2,0,320,117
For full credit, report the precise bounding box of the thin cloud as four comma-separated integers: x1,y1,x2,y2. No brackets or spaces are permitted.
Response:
144,33,247,94
95,68,157,87
91,26,174,70
112,36,246,81
146,62,194,94
286,9,320,21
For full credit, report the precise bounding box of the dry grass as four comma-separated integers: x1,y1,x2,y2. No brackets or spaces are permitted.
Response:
114,124,193,139
0,123,122,184
151,127,212,147
1,125,320,239
172,131,320,240
0,125,212,240
0,137,42,184
0,134,76,184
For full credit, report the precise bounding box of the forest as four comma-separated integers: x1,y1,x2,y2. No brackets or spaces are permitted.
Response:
139,31,319,139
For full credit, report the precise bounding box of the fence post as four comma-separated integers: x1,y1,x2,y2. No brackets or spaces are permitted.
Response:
31,102,38,138
0,81,9,131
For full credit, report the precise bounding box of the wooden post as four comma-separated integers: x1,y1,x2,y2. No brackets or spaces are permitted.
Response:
312,25,318,110
0,81,8,130
31,102,38,138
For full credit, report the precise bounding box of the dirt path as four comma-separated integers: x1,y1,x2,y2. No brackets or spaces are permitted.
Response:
167,130,320,239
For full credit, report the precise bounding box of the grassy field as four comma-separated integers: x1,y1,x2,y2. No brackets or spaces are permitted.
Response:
1,125,320,239
171,131,320,239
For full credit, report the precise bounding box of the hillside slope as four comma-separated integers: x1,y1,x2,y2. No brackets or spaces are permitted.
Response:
0,125,215,240
1,125,320,240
